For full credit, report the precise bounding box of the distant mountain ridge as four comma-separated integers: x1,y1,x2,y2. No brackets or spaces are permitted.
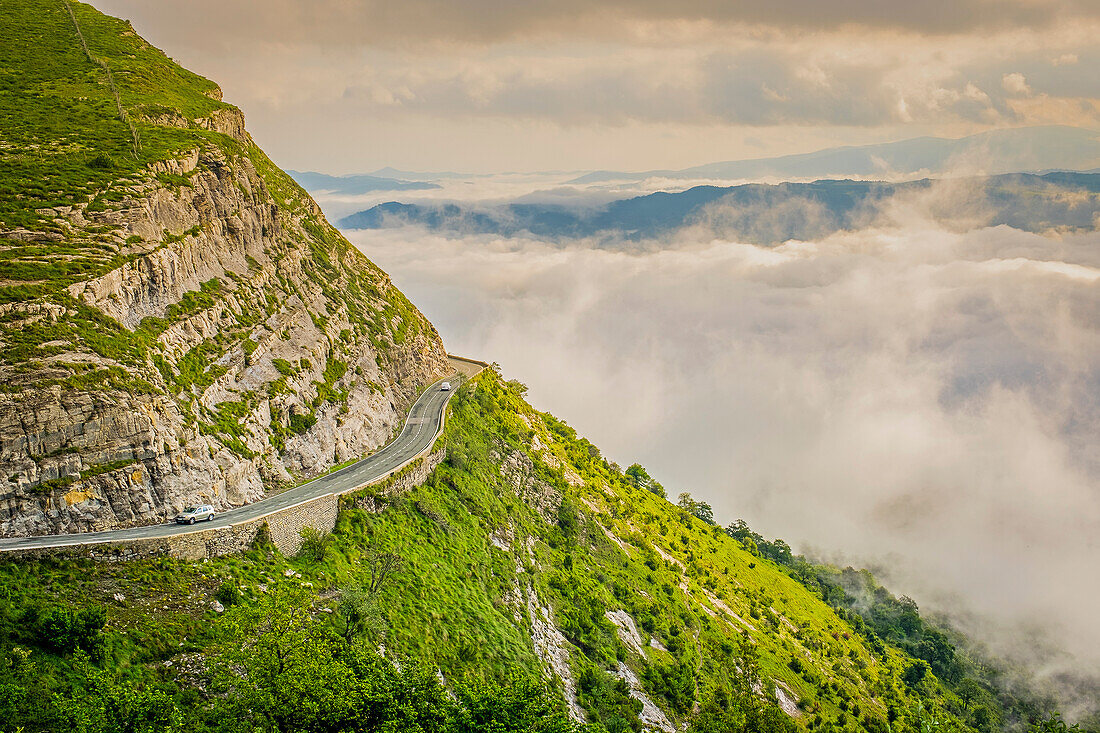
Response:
570,126,1100,184
288,170,441,194
339,171,1100,245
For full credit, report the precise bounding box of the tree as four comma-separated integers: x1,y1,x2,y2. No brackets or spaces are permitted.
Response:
725,520,764,553
363,549,405,596
338,549,405,641
677,493,716,526
28,605,105,660
210,586,358,732
956,678,982,712
0,645,53,731
916,627,961,683
972,706,994,731
625,463,665,498
759,539,793,565
693,501,715,525
903,660,930,689
898,596,922,636
1029,713,1080,733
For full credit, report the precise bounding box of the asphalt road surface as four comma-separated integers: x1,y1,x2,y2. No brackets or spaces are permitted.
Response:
0,374,461,552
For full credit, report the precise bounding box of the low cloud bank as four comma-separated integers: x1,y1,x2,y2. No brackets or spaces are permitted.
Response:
338,171,1100,247
346,204,1100,707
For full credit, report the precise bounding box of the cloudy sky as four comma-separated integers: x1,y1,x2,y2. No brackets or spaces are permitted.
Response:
97,0,1100,173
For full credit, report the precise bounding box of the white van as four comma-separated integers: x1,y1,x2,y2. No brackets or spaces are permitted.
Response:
440,381,452,391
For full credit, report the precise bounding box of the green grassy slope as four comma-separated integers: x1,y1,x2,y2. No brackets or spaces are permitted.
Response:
411,373,971,732
0,0,226,315
0,0,227,231
0,371,1002,733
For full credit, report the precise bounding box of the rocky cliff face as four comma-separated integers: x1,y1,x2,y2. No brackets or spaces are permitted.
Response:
0,106,449,537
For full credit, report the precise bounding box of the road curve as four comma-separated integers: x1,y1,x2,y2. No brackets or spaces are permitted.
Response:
0,374,462,553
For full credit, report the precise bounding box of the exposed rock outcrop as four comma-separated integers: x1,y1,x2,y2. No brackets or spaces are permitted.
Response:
0,120,448,536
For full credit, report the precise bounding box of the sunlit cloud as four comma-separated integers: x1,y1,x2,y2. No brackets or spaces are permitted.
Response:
94,0,1100,48
95,0,1100,171
1003,72,1033,96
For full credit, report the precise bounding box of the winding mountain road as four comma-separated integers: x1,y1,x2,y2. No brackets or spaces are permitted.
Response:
0,369,470,553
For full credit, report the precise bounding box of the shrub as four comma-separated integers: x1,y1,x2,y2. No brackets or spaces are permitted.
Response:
215,581,242,607
288,413,316,435
87,153,115,169
28,605,106,659
577,665,643,733
296,526,328,562
273,358,296,377
557,498,579,544
446,447,467,471
642,659,695,714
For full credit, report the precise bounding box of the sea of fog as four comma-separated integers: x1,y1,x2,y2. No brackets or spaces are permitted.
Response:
314,174,1100,708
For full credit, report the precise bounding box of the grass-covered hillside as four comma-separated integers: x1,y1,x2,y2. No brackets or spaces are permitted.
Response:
0,0,449,536
1,370,1074,733
0,0,230,232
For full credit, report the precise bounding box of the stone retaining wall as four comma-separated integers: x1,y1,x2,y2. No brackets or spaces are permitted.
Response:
8,452,445,563
263,493,339,556
343,449,446,512
378,449,447,498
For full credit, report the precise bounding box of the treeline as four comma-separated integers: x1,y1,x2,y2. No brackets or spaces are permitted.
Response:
623,456,1085,733
722,517,1076,733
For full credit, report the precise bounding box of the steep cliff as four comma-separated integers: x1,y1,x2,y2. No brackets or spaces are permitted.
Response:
0,0,449,536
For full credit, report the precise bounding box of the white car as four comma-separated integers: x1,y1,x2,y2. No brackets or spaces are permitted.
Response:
175,504,215,524
440,381,452,391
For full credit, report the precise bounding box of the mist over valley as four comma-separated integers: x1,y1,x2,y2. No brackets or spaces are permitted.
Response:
299,161,1100,711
